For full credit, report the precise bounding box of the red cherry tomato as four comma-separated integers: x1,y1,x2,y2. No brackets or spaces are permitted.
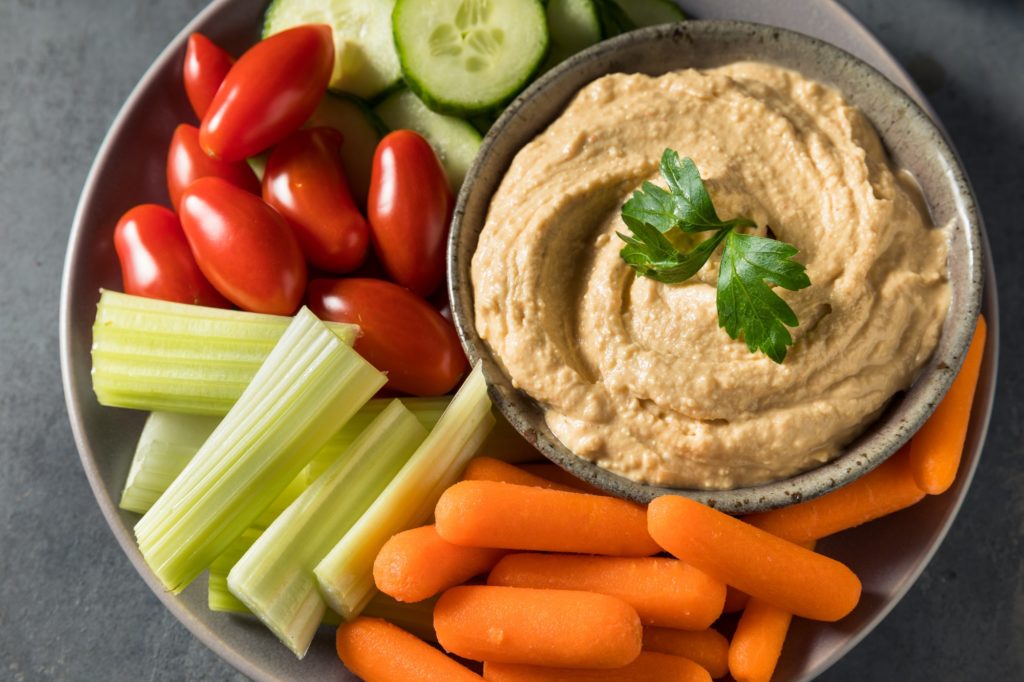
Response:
179,177,307,314
199,25,334,162
368,130,453,297
306,278,468,395
183,33,234,120
262,128,369,273
113,204,230,308
166,124,260,209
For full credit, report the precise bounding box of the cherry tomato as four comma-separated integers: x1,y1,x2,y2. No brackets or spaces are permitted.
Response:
200,25,334,162
166,124,260,209
368,130,453,297
262,128,369,273
113,204,230,308
183,33,234,120
179,177,306,314
307,278,468,395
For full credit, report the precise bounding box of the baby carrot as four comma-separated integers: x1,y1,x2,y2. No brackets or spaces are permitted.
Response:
461,456,581,493
723,587,750,614
373,525,506,603
335,617,483,682
643,627,729,679
727,598,793,682
435,480,660,556
519,463,607,495
434,585,642,668
487,553,725,630
647,496,861,621
910,315,987,494
482,652,712,681
743,445,924,544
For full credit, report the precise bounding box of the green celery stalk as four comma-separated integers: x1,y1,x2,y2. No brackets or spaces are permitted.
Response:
208,529,436,641
135,307,385,593
91,290,358,415
117,398,450,517
228,400,428,657
119,411,220,514
314,363,494,619
303,396,450,483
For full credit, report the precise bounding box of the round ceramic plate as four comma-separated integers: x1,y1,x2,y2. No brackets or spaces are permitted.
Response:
59,1,999,680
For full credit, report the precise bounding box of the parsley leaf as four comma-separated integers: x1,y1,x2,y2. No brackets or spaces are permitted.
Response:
617,150,811,363
717,231,811,362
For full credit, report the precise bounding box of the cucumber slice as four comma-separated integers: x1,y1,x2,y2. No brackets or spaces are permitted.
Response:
393,0,549,117
592,0,634,37
619,0,685,27
374,89,482,192
306,93,389,208
546,0,601,66
262,0,402,100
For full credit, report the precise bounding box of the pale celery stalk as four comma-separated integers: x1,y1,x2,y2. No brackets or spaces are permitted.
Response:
91,290,358,415
135,307,385,593
119,411,220,514
228,400,428,657
117,397,450,516
208,530,436,641
315,363,494,619
303,396,450,483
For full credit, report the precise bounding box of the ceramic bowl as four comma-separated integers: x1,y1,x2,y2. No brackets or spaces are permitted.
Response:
448,20,984,514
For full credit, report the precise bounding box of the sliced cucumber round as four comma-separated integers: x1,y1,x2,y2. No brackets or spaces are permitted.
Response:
619,0,685,28
393,0,549,117
306,93,390,209
374,89,482,192
262,0,402,100
545,0,601,66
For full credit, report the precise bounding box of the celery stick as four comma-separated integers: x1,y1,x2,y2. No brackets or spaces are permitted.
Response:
119,411,220,514
303,396,450,483
209,531,435,641
135,307,385,593
228,400,427,657
314,363,494,619
91,290,358,415
209,528,262,614
117,397,450,516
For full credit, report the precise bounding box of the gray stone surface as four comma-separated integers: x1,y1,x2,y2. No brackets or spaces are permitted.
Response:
0,0,1019,680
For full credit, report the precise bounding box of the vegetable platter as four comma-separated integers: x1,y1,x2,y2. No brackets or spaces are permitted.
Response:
60,0,999,680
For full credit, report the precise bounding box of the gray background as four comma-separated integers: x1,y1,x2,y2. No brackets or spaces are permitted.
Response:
1,0,1021,680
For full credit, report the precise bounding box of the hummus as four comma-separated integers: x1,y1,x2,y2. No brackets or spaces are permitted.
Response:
471,63,950,489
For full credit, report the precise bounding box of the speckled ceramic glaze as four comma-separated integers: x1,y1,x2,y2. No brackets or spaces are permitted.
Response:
448,21,984,514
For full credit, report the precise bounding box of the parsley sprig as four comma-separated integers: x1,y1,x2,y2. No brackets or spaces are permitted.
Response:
617,150,811,363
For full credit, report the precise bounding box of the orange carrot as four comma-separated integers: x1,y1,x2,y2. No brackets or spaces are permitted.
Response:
647,496,860,621
743,445,924,544
643,628,729,679
434,585,642,668
435,480,660,556
910,315,987,494
728,598,793,682
487,553,725,630
373,525,506,603
519,463,608,495
482,652,712,681
461,457,581,493
723,587,750,614
335,617,483,682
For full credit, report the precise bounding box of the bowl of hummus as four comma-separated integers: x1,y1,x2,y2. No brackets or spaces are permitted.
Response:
448,21,984,514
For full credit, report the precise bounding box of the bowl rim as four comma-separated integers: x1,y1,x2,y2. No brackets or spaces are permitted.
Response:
447,19,985,514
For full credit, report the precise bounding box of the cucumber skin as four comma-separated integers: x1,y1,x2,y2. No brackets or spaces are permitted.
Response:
392,0,551,118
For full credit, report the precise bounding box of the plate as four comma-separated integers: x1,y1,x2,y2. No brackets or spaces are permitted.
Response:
59,0,999,680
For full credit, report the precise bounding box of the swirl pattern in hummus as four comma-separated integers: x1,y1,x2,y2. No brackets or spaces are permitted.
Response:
471,64,949,489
